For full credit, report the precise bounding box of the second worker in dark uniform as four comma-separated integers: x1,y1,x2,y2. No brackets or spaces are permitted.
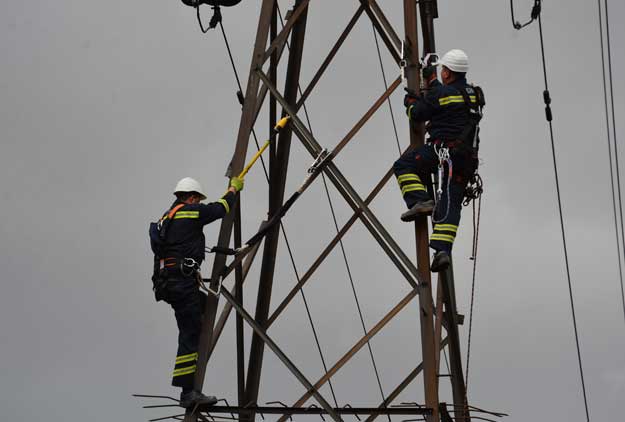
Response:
393,49,485,272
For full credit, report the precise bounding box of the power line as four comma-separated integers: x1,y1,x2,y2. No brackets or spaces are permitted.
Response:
510,2,591,420
602,0,625,325
536,11,592,422
595,0,625,328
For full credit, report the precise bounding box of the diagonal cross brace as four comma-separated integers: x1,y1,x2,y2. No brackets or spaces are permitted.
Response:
219,288,342,422
257,69,425,289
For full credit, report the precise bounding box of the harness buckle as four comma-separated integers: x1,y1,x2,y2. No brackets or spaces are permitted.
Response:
181,257,200,276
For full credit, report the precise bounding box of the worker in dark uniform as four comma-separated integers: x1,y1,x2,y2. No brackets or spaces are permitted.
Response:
393,49,484,272
150,176,243,408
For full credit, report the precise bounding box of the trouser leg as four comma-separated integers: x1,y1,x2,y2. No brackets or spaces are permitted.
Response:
166,278,207,390
429,145,476,253
430,180,465,253
393,144,437,208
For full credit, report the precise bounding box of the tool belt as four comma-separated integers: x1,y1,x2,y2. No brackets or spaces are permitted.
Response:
158,257,201,275
152,257,201,302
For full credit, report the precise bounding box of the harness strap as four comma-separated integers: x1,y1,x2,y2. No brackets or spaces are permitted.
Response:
166,203,186,221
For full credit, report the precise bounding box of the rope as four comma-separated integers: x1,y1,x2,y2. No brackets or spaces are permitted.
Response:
599,0,625,325
216,14,339,407
464,193,481,390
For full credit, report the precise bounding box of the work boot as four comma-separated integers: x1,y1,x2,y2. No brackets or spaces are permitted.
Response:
180,390,218,408
430,250,451,272
400,200,435,222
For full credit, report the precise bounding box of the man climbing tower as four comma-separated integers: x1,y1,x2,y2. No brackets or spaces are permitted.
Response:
393,49,485,272
149,176,243,408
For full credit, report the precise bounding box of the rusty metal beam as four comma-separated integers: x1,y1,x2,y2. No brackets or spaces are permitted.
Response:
196,404,432,416
295,5,365,110
266,166,395,328
440,264,470,422
360,0,401,64
207,233,261,356
234,202,245,408
257,69,423,289
364,337,450,422
244,3,309,420
219,288,341,422
403,1,439,422
261,0,310,64
364,0,402,53
333,75,401,157
276,289,418,422
418,0,437,54
190,5,277,421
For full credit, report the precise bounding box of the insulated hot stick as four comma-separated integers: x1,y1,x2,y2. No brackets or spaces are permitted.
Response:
210,117,291,258
237,116,290,179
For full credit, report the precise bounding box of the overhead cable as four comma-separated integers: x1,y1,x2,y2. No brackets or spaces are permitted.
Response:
510,2,591,420
600,0,625,325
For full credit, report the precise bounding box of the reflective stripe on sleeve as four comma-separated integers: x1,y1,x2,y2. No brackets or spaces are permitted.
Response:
218,198,230,214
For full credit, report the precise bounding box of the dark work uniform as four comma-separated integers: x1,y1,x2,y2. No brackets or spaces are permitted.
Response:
158,192,235,389
393,76,481,253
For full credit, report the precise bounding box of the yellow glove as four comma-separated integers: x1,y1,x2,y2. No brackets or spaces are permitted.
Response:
230,176,244,193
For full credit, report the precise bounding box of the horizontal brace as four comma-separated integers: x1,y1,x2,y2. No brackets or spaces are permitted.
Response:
196,405,433,416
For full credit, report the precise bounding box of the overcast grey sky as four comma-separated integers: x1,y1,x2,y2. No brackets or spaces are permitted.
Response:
1,1,625,421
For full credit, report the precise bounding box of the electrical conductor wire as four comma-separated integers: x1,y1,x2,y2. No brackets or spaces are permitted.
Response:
601,0,625,325
536,12,591,422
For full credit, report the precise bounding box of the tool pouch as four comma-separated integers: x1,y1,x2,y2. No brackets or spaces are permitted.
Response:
151,260,169,302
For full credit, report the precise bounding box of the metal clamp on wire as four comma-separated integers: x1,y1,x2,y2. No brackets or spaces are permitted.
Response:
308,149,330,174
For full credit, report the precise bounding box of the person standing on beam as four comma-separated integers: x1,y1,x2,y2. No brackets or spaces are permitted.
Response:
149,176,243,408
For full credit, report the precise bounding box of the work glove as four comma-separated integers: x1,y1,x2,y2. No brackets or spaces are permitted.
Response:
404,90,420,108
229,176,244,193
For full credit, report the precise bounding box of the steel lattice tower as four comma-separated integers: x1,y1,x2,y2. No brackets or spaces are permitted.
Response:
145,2,473,422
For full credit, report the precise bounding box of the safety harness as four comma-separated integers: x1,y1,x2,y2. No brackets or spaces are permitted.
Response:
149,204,203,301
430,83,485,220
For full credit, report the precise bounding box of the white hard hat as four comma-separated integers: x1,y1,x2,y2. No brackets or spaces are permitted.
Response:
174,177,207,200
438,49,469,73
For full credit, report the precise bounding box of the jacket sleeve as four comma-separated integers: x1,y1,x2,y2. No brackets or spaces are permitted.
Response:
198,191,236,225
406,88,440,123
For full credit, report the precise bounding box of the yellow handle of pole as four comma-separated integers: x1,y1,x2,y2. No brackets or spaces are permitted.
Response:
237,116,290,179
239,140,270,178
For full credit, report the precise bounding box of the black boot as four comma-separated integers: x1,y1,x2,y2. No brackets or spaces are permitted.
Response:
400,200,435,221
180,390,218,408
430,250,450,272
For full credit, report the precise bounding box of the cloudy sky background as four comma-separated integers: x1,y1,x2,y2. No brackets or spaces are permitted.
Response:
1,1,624,421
